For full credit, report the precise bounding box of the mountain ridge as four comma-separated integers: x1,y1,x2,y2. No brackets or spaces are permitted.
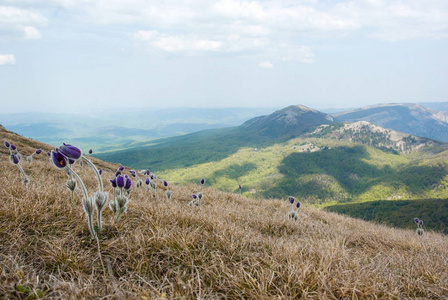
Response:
333,103,448,142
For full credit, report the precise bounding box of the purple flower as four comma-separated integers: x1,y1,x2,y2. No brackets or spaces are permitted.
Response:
130,170,136,177
68,158,75,165
99,169,102,175
146,169,150,175
414,218,419,224
145,178,150,185
11,154,19,165
296,201,301,209
200,178,205,185
163,180,168,187
239,184,242,189
89,149,93,154
110,178,117,188
51,150,67,169
115,170,122,177
119,165,125,172
151,174,154,180
59,143,82,160
116,175,125,188
11,144,16,151
46,151,51,156
4,141,10,148
192,194,197,199
124,177,133,190
35,149,42,155
288,196,294,204
419,220,423,225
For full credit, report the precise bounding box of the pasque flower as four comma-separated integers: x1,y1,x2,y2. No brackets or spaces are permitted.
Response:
288,196,294,204
59,143,82,160
51,150,67,169
116,175,125,188
10,154,19,165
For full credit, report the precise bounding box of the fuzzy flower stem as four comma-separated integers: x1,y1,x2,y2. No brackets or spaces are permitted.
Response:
82,156,103,192
16,163,28,181
69,168,88,200
88,214,96,239
97,209,103,232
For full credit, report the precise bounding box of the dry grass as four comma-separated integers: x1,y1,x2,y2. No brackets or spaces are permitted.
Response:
1,125,448,299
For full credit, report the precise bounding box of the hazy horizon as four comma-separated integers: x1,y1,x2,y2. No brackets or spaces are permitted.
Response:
1,0,447,114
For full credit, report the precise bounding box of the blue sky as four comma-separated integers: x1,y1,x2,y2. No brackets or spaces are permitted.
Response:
0,0,447,114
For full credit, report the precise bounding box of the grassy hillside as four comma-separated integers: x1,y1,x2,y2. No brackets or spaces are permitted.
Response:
157,137,448,202
325,198,448,234
2,126,448,298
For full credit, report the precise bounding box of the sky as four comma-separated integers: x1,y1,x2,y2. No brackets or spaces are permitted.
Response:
0,0,447,114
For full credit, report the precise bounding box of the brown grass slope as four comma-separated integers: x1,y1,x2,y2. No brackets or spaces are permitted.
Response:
1,125,448,299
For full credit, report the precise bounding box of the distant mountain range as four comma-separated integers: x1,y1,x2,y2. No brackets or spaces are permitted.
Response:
333,103,448,142
94,104,448,207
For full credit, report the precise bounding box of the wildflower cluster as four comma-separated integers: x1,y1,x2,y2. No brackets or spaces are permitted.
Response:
109,166,132,222
4,141,30,184
189,178,205,207
287,196,300,221
414,217,424,236
130,169,144,188
50,143,108,239
146,173,157,199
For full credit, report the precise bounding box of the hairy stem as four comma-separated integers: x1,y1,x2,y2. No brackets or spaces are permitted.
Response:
82,156,103,192
69,168,88,200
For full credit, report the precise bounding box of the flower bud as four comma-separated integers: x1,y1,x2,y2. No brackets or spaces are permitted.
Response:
110,178,117,188
288,196,294,204
4,141,10,148
94,191,108,212
82,196,95,216
116,175,125,188
10,154,19,165
124,176,132,190
66,179,77,191
59,143,82,160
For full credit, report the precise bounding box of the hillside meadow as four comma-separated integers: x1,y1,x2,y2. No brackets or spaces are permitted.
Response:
1,126,448,299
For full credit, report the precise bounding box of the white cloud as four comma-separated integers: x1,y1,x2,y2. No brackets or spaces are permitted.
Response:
134,31,223,53
23,26,41,39
0,6,46,39
2,0,447,62
259,61,274,69
0,54,16,65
